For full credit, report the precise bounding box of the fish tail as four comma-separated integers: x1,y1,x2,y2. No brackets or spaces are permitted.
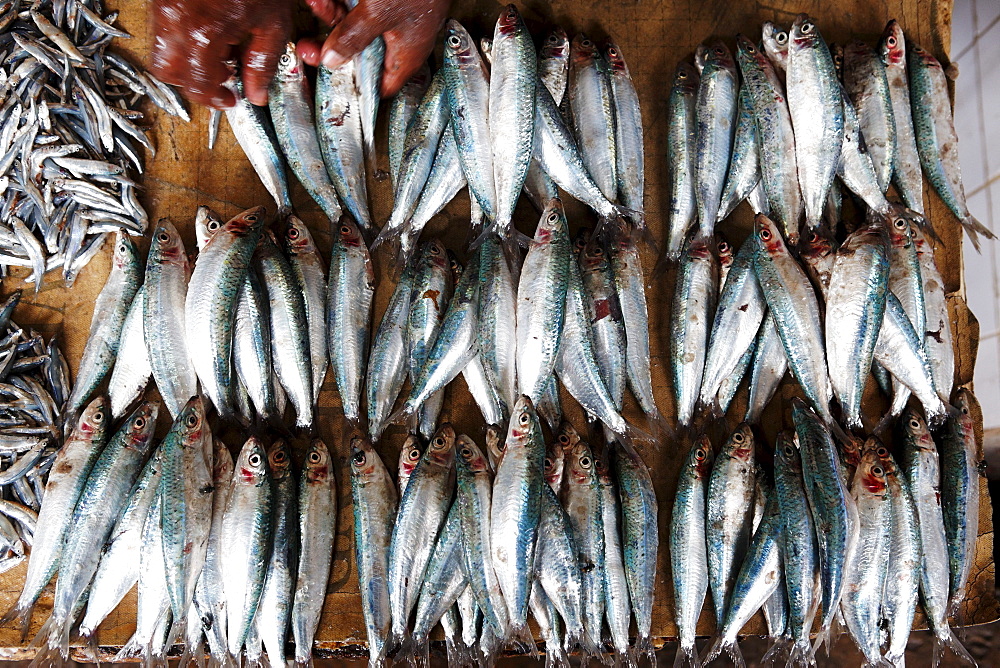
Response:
784,639,817,667
936,627,978,667
113,633,144,661
760,637,791,665
961,214,996,252
386,403,416,428
0,598,31,641
544,637,569,668
671,644,701,668
650,250,680,283
644,408,673,448
636,635,657,668
507,622,540,658
699,636,732,667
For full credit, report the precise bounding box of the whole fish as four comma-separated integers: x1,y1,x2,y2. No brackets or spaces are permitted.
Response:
478,235,518,412
824,222,889,428
579,234,627,409
343,0,384,180
595,454,630,663
694,41,738,239
407,240,453,440
143,221,195,419
569,34,617,202
388,424,455,644
316,60,374,233
328,217,375,427
791,399,857,645
442,20,497,224
269,44,344,221
225,74,292,211
717,85,761,223
836,91,906,220
107,287,151,419
909,42,995,249
786,14,843,229
842,444,891,665
292,440,338,662
491,397,545,641
284,215,329,402
159,397,213,624
706,424,757,625
367,264,415,440
700,234,765,413
256,440,298,667
388,64,432,190
402,129,467,265
65,234,140,417
489,5,536,241
233,269,277,421
664,62,699,259
539,28,570,105
193,439,234,662
456,435,509,637
670,436,713,666
772,432,819,666
186,206,265,418
874,442,920,668
912,226,954,402
4,398,108,633
408,503,466,658
939,388,982,616
517,199,570,400
843,40,896,193
671,235,718,427
879,20,924,213
561,439,605,651
607,41,644,226
753,214,832,422
887,216,925,413
221,436,272,655
257,231,315,427
735,35,802,242
351,436,397,668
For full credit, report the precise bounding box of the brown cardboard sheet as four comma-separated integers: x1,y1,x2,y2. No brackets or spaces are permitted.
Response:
0,0,994,660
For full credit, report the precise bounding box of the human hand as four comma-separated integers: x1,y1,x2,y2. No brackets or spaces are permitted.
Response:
151,0,293,108
296,0,450,97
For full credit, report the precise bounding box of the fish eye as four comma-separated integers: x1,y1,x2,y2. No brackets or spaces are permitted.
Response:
872,465,884,477
93,410,104,422
548,34,560,45
249,453,262,467
245,214,258,222
759,227,772,241
118,243,128,254
894,217,906,229
353,451,365,465
809,231,820,243
157,231,169,243
547,212,559,224
447,34,462,48
908,418,921,430
433,436,445,447
340,225,351,235
134,417,145,429
714,46,724,56
962,405,969,414
581,39,593,48
288,227,300,239
678,70,687,79
782,445,794,457
185,414,199,428
608,47,618,57
208,220,220,230
460,447,472,458
718,241,730,253
580,456,591,468
309,450,322,463
776,31,788,44
876,447,889,458
887,36,897,48
519,412,530,425
695,448,706,461
407,448,420,460
732,431,744,444
274,450,287,463
801,22,814,34
429,244,440,255
543,457,553,469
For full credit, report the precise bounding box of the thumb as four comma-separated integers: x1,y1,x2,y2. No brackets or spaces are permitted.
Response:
319,6,386,70
241,27,288,106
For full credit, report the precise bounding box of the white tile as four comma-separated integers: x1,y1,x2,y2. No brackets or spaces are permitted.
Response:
954,53,987,192
975,0,1000,35
974,26,1000,165
953,0,976,56
974,335,1000,428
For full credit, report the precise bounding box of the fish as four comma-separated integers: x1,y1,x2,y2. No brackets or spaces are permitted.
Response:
842,40,897,193
908,42,995,249
269,44,344,221
478,235,518,412
107,287,151,419
717,85,762,224
401,128,467,264
607,41,644,227
65,234,140,418
672,435,715,668
595,452,631,664
388,63,432,191
539,28,570,106
561,439,604,651
351,436,396,668
517,199,571,400
569,34,617,203
694,41,739,239
291,439,337,662
186,206,265,419
761,22,790,73
912,226,954,403
670,235,718,427
886,216,925,413
343,0,384,179
283,216,328,404
664,62,700,259
232,269,278,421
367,264,415,440
879,20,924,213
579,234,627,409
786,14,843,230
328,217,375,427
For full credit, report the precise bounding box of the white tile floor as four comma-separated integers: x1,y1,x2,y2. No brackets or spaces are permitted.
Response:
953,0,1000,427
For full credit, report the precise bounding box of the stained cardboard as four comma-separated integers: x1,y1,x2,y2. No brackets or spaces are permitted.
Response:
0,0,994,660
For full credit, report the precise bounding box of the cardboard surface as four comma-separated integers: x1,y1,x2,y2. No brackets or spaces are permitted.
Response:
0,0,995,659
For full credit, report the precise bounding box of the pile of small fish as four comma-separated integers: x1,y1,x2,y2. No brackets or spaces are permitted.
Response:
0,291,69,573
0,0,188,288
671,394,981,668
4,393,337,667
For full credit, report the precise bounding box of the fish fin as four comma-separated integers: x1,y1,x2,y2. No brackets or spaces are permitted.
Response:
671,644,701,668
783,639,817,667
386,403,416,428
636,636,657,668
700,636,739,667
507,623,540,658
0,599,32,642
934,628,978,667
593,205,642,241
760,637,792,665
649,251,679,284
961,214,996,252
544,637,569,668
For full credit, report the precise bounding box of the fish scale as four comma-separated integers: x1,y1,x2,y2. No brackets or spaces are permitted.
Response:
664,62,699,259
694,41,738,240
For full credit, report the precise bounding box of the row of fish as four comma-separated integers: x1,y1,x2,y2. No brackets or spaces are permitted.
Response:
354,407,657,668
664,16,995,259
0,0,188,288
671,395,982,668
6,393,337,666
0,291,69,573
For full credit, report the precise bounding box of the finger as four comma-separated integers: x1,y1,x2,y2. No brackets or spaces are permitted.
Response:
380,29,437,96
296,37,324,66
303,0,345,26
241,25,289,105
152,32,235,109
319,5,388,70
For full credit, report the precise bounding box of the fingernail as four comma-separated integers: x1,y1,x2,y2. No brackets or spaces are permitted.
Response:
322,49,346,70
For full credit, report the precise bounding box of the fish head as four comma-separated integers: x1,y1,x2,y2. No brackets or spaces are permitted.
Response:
112,233,139,271
950,388,976,441
447,250,464,283
75,395,109,441
908,42,940,70
213,439,234,483
886,214,914,248
760,23,789,67
593,449,612,485
444,20,480,68
774,431,803,474
397,434,424,480
838,433,864,472
485,424,504,471
150,220,188,267
303,439,333,484
541,28,569,62
350,436,381,477
715,234,733,271
535,198,567,244
703,40,736,75
267,439,293,480
799,226,836,261
685,235,713,261
580,235,610,273
858,443,889,495
573,227,592,256
672,61,699,94
507,395,540,445
194,205,224,250
830,42,844,80
172,396,207,448
122,400,159,453
226,206,266,238
690,435,714,478
283,215,318,257
605,41,630,77
843,40,872,70
790,14,822,51
456,435,490,475
274,42,304,82
335,216,365,248
724,422,755,461
543,443,565,487
495,4,523,37
236,436,270,487
567,441,597,484
901,407,935,450
872,440,898,478
426,423,457,468
879,20,906,67
418,239,449,274
571,34,598,68
755,214,788,256
480,36,493,61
